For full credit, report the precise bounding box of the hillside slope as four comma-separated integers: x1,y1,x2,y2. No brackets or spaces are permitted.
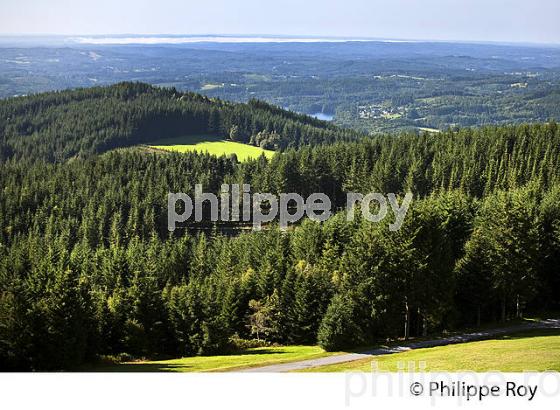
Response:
0,82,361,162
1,121,560,370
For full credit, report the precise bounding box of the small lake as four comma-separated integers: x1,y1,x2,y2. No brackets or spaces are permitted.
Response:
310,112,334,121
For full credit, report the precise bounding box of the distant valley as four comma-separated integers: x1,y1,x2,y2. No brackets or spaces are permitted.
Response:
1,37,560,133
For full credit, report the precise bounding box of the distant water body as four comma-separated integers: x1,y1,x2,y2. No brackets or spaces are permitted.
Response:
310,112,334,121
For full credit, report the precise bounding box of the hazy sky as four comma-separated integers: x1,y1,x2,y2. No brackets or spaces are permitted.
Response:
1,0,559,44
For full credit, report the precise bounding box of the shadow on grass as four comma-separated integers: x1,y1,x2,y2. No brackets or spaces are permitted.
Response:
88,325,560,372
86,347,298,372
339,325,560,359
496,327,560,340
147,134,223,146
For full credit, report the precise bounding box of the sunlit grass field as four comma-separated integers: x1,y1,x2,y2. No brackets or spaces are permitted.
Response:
92,345,334,372
299,328,560,372
147,135,275,162
87,326,560,373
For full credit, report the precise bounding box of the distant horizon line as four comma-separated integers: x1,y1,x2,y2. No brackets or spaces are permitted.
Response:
0,33,559,47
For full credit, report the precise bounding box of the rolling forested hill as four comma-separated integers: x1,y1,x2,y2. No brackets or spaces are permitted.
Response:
1,82,560,371
0,82,361,162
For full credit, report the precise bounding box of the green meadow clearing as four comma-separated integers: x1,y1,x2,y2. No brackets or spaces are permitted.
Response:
90,327,560,373
93,345,335,372
147,135,275,162
300,328,560,372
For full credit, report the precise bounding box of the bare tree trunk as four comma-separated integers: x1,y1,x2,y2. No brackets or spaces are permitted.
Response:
516,294,520,319
501,297,506,323
422,316,427,337
404,299,410,340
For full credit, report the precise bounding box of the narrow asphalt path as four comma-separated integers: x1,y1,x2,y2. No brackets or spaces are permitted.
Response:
238,319,560,372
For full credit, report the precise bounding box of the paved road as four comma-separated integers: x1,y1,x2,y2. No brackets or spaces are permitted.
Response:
238,319,560,372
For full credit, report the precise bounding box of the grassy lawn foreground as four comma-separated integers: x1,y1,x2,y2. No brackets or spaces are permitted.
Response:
88,328,560,373
147,135,275,162
93,345,336,372
299,328,560,372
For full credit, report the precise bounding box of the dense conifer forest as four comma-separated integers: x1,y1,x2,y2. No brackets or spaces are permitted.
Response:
0,82,360,162
1,83,559,370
